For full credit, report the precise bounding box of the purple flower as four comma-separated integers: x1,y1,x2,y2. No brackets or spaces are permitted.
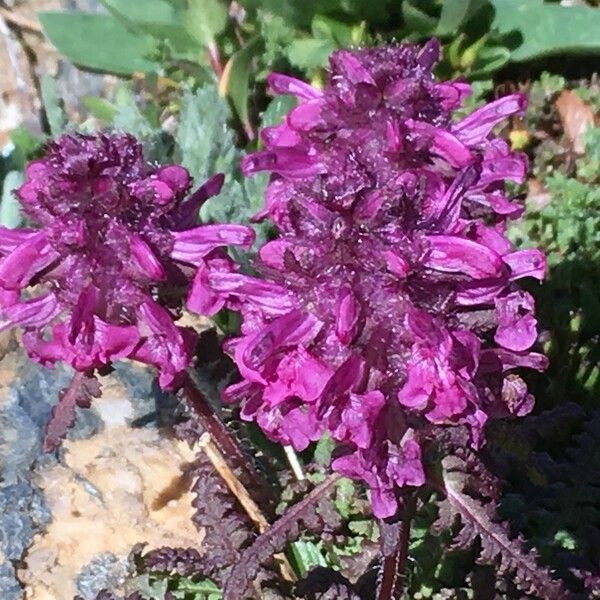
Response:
204,42,546,517
0,133,254,388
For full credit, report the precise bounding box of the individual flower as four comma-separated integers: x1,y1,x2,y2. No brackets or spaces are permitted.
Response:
0,133,253,388
199,41,546,518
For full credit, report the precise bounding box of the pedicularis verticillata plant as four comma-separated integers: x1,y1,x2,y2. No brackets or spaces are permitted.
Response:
213,40,547,518
0,133,253,445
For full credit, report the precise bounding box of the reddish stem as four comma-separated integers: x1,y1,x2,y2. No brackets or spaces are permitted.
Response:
207,42,224,78
377,493,417,600
179,372,276,511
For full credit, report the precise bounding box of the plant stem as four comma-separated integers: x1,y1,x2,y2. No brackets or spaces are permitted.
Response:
179,372,277,511
377,492,417,600
198,432,296,583
207,42,224,78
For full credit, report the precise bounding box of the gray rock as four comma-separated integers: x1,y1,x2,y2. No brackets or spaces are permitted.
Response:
115,362,179,428
76,553,129,600
0,482,51,560
14,359,102,441
0,561,23,600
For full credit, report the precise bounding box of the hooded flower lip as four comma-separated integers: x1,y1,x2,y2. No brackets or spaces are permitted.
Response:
0,133,254,387
209,42,546,518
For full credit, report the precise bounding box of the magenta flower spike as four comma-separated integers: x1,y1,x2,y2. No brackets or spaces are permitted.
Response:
206,42,547,518
0,133,254,389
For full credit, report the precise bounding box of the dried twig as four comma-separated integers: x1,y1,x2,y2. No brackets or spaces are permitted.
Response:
0,7,42,34
284,445,305,481
180,372,276,510
198,431,297,583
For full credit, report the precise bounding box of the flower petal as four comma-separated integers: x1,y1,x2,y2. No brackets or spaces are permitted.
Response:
494,291,538,352
453,94,527,146
130,235,165,280
425,235,503,278
171,224,255,265
0,232,58,289
267,73,322,100
0,293,59,331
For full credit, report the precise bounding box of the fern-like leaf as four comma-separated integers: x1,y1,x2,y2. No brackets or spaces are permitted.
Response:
223,474,341,600
436,455,569,599
44,371,101,452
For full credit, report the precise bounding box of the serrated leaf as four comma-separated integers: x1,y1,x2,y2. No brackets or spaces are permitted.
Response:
436,0,487,37
175,577,222,599
334,477,356,519
176,85,237,182
175,85,269,241
491,0,600,62
185,0,228,46
40,75,66,136
0,171,23,228
39,12,158,75
219,37,261,126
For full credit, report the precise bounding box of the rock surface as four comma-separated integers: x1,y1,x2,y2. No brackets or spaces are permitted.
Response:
0,352,203,600
20,426,199,600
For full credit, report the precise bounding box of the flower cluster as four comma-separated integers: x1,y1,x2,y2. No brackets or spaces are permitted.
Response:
212,41,547,517
0,133,253,388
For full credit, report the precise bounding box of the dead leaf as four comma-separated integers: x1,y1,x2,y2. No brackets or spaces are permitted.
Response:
526,178,552,211
555,89,596,153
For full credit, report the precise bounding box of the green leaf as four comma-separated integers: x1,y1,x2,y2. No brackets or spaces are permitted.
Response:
314,432,335,467
9,128,42,167
100,0,200,54
100,0,178,26
39,12,158,75
111,86,156,138
174,577,222,599
334,477,357,519
261,94,297,129
220,37,261,125
311,14,353,46
470,45,511,76
0,171,23,229
176,85,269,241
40,74,66,136
490,0,600,62
176,85,237,182
237,0,338,28
185,0,228,46
436,0,487,37
401,1,437,36
82,96,118,123
289,540,328,577
287,37,335,71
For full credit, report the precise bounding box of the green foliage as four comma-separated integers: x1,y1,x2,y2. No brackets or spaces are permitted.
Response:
184,0,228,47
220,36,262,125
175,85,270,244
39,12,159,75
40,75,67,136
490,0,600,61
